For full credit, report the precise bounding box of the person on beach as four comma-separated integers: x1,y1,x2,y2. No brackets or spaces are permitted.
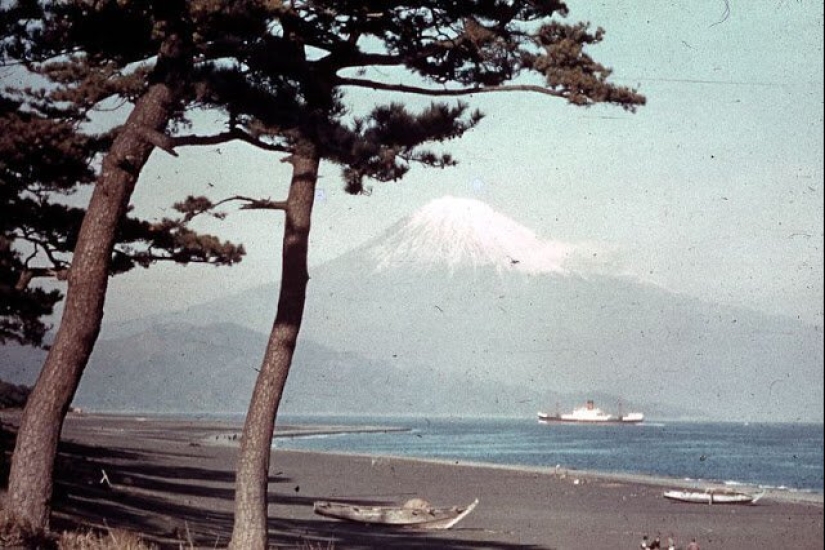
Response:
649,535,661,549
640,535,650,549
667,534,676,550
687,538,700,550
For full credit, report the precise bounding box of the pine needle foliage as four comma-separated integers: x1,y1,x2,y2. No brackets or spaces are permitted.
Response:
180,0,645,194
0,2,249,348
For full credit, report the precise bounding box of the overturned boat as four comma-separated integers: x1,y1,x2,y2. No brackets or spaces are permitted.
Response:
663,488,765,505
313,497,478,529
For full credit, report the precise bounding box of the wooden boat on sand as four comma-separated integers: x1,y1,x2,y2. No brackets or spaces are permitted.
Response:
313,497,479,529
663,488,765,505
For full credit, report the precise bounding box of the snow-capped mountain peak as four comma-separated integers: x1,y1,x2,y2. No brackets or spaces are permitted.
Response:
369,196,573,274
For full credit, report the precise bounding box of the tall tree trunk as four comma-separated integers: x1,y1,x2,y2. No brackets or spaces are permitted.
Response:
5,83,175,530
229,143,319,550
5,4,191,526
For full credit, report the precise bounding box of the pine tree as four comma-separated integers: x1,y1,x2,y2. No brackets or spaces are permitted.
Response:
0,0,249,529
0,93,243,348
0,94,91,348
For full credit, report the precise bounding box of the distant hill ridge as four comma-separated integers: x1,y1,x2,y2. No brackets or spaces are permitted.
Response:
0,321,683,418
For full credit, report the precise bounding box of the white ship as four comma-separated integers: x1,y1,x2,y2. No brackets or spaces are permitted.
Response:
537,400,644,424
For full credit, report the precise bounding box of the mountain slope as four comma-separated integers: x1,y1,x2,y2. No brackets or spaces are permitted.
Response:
136,196,820,422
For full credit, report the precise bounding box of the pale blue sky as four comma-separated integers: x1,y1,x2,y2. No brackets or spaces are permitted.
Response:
92,2,822,327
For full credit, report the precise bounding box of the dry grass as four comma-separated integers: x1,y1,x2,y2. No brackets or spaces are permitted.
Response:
1,510,163,550
57,528,157,550
1,509,54,548
1,508,335,549
297,540,336,550
57,528,335,549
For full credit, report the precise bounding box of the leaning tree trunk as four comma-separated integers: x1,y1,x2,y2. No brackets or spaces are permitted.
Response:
229,142,320,550
5,84,175,530
5,22,190,525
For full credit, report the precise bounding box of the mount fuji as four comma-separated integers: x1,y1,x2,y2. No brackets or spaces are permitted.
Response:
368,196,576,274
4,197,821,421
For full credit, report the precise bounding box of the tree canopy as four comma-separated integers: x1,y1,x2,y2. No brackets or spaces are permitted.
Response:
176,0,644,195
0,92,244,347
0,1,249,348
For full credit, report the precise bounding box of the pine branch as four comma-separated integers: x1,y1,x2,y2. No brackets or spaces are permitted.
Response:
131,124,178,157
112,249,236,267
171,129,289,153
336,77,568,99
14,267,68,290
15,231,70,273
219,195,288,211
173,195,287,226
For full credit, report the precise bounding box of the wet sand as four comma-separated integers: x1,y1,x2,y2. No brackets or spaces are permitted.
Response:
1,412,822,549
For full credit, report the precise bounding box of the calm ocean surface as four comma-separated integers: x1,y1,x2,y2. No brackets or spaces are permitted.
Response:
273,416,824,494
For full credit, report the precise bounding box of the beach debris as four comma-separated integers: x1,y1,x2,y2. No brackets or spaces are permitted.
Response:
99,469,111,488
371,457,390,467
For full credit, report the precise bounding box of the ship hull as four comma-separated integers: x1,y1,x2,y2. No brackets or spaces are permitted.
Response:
537,402,644,424
537,414,644,425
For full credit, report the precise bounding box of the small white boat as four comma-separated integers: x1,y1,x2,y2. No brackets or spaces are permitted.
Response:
663,488,764,505
313,498,478,529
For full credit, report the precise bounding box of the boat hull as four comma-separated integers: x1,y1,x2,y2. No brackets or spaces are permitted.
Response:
663,490,763,505
313,499,478,529
537,413,644,424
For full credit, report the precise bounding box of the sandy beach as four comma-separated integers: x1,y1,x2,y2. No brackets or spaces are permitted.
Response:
1,412,822,549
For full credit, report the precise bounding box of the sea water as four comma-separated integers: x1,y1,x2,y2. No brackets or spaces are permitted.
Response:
273,416,824,494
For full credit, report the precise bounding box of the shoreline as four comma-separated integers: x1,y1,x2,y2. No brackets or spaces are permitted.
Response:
250,447,825,507
199,419,825,506
7,410,823,502
3,411,822,549
21,410,825,503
